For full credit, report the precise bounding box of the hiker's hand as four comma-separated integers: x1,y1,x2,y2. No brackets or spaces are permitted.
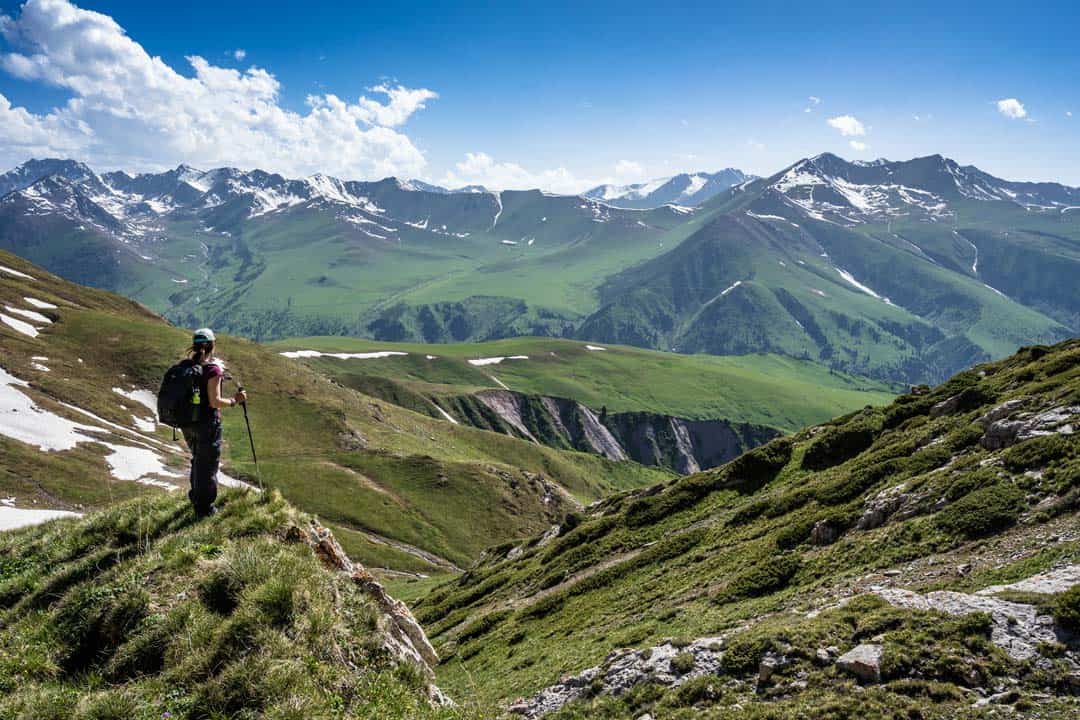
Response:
233,390,248,406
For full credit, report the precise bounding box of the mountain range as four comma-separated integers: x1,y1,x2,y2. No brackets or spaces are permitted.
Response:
582,168,750,209
1,153,1077,384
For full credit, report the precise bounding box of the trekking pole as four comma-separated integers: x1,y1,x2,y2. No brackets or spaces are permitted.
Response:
237,385,263,491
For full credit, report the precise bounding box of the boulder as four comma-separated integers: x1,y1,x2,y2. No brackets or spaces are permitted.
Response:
810,520,838,545
979,404,1078,450
836,644,883,683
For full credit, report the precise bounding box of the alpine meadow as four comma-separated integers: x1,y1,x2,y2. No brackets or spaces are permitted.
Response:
0,1,1078,718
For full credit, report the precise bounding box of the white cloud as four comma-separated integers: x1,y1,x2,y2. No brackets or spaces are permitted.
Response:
826,115,866,136
0,0,436,179
441,152,587,193
849,140,868,151
996,98,1027,119
1067,111,1073,118
439,153,652,193
233,48,246,61
354,84,438,128
613,160,646,183
803,96,821,113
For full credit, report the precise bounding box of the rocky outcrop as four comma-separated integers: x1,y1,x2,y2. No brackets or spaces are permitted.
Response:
872,588,1067,661
452,389,780,474
977,564,1080,596
506,637,725,719
291,520,450,704
977,400,1078,450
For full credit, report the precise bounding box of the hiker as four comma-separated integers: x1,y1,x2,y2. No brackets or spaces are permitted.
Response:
181,328,247,517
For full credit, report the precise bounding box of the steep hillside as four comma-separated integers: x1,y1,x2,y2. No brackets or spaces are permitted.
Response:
582,154,1077,383
416,339,1080,716
0,489,481,719
0,250,667,576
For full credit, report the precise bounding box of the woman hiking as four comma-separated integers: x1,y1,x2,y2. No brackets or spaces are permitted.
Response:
183,328,247,517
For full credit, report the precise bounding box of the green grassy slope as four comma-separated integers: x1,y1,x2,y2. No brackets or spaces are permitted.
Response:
0,489,483,719
0,250,667,576
415,339,1080,713
583,209,1071,384
268,336,895,432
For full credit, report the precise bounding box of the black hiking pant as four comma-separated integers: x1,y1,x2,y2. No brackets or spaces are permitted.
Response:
182,418,221,515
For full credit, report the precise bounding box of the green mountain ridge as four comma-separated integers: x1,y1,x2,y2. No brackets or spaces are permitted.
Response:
2,153,1076,385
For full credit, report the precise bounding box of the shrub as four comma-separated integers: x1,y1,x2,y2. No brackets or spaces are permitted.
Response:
934,483,1026,539
720,634,770,675
715,556,800,603
1054,585,1080,632
670,651,695,674
725,437,794,492
802,411,883,471
774,519,814,550
1002,435,1076,472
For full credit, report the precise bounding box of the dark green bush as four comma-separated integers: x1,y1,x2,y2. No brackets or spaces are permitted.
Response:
670,651,695,674
774,519,814,550
802,411,883,471
1054,585,1080,632
724,437,794,492
715,555,800,603
1002,435,1076,472
720,634,771,675
934,483,1026,538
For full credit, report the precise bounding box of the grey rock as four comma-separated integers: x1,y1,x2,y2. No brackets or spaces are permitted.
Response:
836,644,884,683
930,394,962,418
874,588,1061,661
810,519,838,545
977,564,1080,596
979,403,1078,450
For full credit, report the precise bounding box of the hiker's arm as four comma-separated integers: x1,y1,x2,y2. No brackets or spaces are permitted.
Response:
208,375,247,408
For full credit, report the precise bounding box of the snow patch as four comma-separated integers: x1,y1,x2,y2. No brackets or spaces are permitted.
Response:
30,362,49,372
720,280,743,296
0,507,82,532
112,387,158,415
432,403,459,425
0,264,34,280
0,313,38,338
585,345,607,351
23,297,57,309
279,350,408,360
468,356,528,366
5,306,51,324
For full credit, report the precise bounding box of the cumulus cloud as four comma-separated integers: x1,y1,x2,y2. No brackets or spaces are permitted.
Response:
0,0,436,178
849,140,868,151
826,115,866,136
996,98,1027,119
234,48,246,61
440,152,588,193
613,160,646,183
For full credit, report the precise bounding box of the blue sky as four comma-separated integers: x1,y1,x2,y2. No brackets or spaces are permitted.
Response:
0,0,1077,189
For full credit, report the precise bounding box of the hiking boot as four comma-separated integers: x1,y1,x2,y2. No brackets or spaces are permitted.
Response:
195,505,219,518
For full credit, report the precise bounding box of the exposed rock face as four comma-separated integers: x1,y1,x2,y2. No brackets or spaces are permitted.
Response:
467,389,780,474
977,400,1078,450
976,565,1080,596
292,521,449,704
836,644,883,683
856,483,913,530
873,588,1064,661
506,638,725,719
